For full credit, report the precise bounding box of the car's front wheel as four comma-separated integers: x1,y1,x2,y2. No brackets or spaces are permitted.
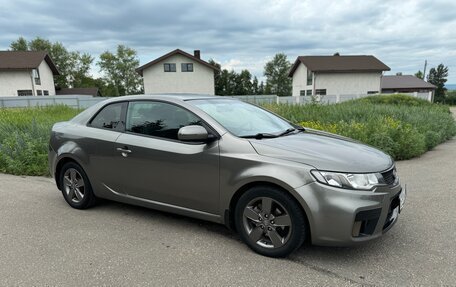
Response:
59,162,96,209
234,186,307,257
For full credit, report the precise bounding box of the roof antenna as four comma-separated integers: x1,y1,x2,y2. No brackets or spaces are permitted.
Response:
423,60,427,81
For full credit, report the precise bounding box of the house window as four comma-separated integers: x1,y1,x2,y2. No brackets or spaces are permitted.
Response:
17,90,33,96
43,90,49,96
367,91,379,94
164,63,176,72
306,90,312,96
33,69,41,85
181,63,193,72
37,90,42,96
299,90,306,96
315,89,326,95
307,70,313,86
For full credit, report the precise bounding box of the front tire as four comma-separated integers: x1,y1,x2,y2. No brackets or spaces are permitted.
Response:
234,186,307,257
59,162,96,209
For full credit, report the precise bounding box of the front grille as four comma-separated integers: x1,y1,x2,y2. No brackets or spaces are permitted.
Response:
381,168,396,185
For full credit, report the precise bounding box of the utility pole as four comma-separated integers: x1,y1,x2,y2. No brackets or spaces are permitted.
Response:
423,60,427,80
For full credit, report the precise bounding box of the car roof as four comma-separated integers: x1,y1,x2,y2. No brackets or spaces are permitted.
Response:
107,94,227,102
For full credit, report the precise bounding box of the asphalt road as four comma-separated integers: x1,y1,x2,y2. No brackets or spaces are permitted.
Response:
1,139,456,286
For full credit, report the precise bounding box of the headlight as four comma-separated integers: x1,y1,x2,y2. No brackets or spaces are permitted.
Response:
311,170,382,190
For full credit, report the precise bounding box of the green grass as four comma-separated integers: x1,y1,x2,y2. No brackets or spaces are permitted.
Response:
263,95,456,160
0,105,80,176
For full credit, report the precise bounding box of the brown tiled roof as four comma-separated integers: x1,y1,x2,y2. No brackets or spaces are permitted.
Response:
0,51,60,75
289,55,390,76
136,49,219,76
381,75,436,90
56,87,100,97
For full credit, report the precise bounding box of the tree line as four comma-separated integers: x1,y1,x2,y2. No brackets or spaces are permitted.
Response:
9,37,450,102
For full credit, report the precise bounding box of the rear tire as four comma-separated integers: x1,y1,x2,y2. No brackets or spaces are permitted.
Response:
234,185,307,258
59,162,96,209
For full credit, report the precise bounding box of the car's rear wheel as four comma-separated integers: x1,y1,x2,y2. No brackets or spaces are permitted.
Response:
234,186,307,257
59,162,96,209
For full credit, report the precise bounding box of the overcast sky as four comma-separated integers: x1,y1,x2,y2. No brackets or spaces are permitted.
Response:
0,0,455,83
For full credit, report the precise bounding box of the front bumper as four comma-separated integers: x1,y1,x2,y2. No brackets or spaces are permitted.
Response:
294,181,406,246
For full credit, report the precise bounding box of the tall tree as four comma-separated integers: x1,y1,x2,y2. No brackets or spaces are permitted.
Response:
258,81,265,95
98,45,143,96
263,53,292,97
427,64,449,103
252,76,259,94
208,59,223,95
414,70,424,79
235,70,253,95
10,36,28,51
9,37,93,88
77,76,117,97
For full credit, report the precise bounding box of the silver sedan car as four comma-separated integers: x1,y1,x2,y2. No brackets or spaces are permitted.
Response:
49,94,406,257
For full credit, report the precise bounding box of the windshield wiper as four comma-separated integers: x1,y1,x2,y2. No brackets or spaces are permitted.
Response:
240,133,279,139
277,127,305,137
278,128,297,137
241,127,305,139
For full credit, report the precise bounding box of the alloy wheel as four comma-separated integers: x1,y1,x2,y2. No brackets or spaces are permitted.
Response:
63,168,85,203
242,197,292,249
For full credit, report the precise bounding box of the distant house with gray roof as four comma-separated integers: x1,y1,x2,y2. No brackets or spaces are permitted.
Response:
56,87,101,97
381,75,436,94
0,51,59,97
289,54,390,97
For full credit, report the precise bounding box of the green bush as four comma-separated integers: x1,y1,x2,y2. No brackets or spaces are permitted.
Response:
0,105,80,176
263,95,456,160
357,94,433,106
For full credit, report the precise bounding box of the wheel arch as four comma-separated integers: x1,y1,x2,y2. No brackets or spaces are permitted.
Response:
226,181,312,243
54,156,86,190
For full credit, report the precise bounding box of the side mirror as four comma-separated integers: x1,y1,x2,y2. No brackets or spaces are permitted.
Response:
178,125,210,142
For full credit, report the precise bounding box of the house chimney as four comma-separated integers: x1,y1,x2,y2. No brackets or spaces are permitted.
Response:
194,50,201,59
396,72,402,76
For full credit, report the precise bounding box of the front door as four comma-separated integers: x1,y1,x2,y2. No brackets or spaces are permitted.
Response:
115,100,220,214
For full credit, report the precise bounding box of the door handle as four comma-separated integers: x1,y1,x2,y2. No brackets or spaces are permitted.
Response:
116,147,132,157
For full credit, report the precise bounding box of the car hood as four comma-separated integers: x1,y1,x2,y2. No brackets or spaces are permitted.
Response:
250,130,393,173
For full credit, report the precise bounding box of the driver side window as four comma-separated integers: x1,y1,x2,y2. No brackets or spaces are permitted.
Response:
126,101,202,140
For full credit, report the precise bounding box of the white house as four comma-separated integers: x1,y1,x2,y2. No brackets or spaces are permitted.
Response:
136,49,218,95
0,51,59,96
289,54,390,97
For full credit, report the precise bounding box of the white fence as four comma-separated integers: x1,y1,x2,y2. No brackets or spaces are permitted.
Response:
229,95,277,104
0,95,107,109
278,92,433,105
0,94,279,108
0,92,433,109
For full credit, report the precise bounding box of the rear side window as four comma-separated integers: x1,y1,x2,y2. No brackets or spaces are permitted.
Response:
90,103,124,130
126,101,202,140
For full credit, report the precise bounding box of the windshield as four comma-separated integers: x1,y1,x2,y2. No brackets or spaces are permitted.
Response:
189,99,295,137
